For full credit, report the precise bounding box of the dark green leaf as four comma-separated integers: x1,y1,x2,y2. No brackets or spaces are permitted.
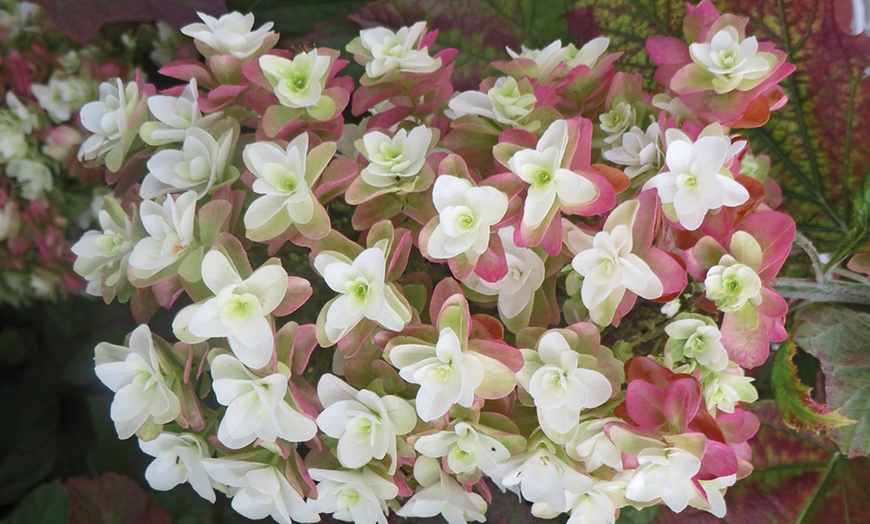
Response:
794,305,870,458
2,482,69,524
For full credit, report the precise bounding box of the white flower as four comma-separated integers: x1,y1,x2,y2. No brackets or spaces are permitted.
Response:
415,421,510,476
358,125,433,189
308,467,399,524
426,175,508,260
625,447,701,513
72,202,134,296
211,353,317,448
7,159,52,200
179,250,287,369
567,417,624,472
129,191,197,280
5,92,38,133
704,254,762,312
202,457,319,524
599,102,636,145
495,444,592,514
139,432,217,502
565,481,622,524
181,11,275,60
260,49,331,109
358,22,441,78
464,227,545,319
517,331,612,436
94,325,180,439
660,298,681,318
447,77,537,126
0,117,27,163
243,134,316,231
396,456,487,523
140,126,237,200
78,79,143,171
569,200,663,325
508,119,598,228
31,75,92,122
701,363,758,413
0,1,41,35
602,122,663,179
507,38,609,78
665,318,729,371
689,26,776,94
316,374,416,473
695,474,736,518
642,128,749,230
315,246,411,345
389,327,484,422
140,79,223,146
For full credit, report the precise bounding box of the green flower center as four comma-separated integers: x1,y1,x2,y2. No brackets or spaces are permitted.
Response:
347,278,370,301
221,293,261,325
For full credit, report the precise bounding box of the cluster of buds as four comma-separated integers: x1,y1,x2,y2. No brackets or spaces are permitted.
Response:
79,3,796,523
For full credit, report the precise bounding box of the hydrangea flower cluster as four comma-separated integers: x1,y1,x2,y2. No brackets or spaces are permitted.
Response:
0,1,189,305
80,3,796,522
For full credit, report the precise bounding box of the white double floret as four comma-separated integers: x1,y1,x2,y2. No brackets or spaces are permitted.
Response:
427,175,508,260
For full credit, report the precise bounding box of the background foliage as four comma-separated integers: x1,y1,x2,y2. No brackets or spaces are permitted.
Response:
3,0,868,522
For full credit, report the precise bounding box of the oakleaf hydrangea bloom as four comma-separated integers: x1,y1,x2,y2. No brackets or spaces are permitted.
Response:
308,467,399,524
643,128,749,230
202,457,319,524
356,22,441,78
72,200,134,296
689,26,776,94
260,49,331,110
316,374,416,473
358,125,434,190
177,250,288,369
602,122,663,179
448,77,538,127
389,327,484,422
598,102,637,145
625,447,701,513
140,79,223,145
701,362,758,413
315,246,411,345
704,254,762,313
139,432,218,502
518,331,612,436
565,480,623,524
31,74,91,122
414,421,510,476
567,417,624,472
6,158,53,200
242,133,324,239
569,200,663,326
426,175,508,261
181,11,276,60
464,227,545,321
695,474,737,518
78,79,145,171
129,191,197,281
140,125,238,200
507,38,609,78
508,119,598,229
396,456,487,522
94,325,180,439
211,353,317,448
664,317,729,371
495,441,592,515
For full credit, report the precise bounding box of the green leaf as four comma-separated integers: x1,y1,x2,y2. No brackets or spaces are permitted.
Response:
2,482,69,524
794,305,870,458
238,0,370,38
771,338,855,433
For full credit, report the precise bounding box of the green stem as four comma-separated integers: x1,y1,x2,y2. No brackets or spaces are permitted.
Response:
794,452,840,524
